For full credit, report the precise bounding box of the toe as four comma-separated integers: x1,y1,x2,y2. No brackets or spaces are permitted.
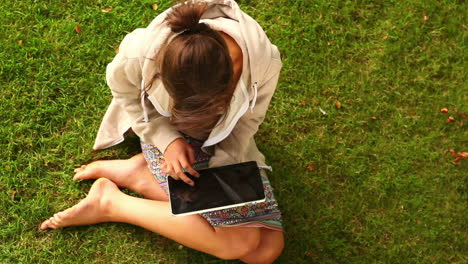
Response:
73,168,88,180
74,165,86,173
40,220,52,230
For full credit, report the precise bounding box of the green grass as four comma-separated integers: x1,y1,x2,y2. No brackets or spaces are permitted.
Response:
1,0,466,263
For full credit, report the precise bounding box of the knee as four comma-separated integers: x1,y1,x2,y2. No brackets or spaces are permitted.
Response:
241,231,284,264
216,229,261,260
259,235,284,264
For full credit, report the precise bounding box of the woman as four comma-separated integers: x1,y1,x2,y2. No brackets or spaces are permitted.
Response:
40,1,283,263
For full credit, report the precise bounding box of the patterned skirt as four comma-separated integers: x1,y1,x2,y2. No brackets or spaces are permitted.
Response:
141,137,283,231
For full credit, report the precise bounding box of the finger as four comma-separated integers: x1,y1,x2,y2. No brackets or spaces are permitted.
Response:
179,154,199,177
187,148,196,165
162,163,176,178
178,172,195,187
180,159,199,178
173,162,194,186
160,162,167,173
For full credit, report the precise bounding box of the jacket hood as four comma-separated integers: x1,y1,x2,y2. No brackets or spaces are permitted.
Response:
138,0,278,94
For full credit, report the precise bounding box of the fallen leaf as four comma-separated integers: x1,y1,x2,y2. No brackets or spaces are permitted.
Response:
457,152,468,159
440,108,448,114
382,35,388,40
300,99,307,105
446,116,455,123
305,251,315,257
454,157,462,163
423,15,428,21
371,116,377,120
152,3,159,10
11,190,17,200
415,220,420,225
101,7,112,13
18,39,23,45
335,100,342,109
448,149,457,158
75,25,82,34
306,164,315,171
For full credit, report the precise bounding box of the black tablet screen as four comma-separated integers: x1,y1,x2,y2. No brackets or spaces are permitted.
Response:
168,161,265,215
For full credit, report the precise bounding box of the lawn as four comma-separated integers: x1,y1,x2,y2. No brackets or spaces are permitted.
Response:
0,0,466,263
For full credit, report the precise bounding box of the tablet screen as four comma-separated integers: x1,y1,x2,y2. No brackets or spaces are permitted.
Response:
168,161,265,216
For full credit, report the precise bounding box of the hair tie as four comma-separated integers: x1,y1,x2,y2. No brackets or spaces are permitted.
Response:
182,23,206,34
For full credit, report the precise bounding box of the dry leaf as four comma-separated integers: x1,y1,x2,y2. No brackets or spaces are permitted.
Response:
453,157,462,163
335,100,342,109
300,99,307,106
11,190,17,200
440,108,448,114
18,39,23,45
152,3,159,10
371,116,377,120
415,220,420,225
75,25,82,34
423,15,428,21
306,164,315,171
382,35,388,40
448,149,457,158
457,152,468,159
101,7,112,13
446,116,455,123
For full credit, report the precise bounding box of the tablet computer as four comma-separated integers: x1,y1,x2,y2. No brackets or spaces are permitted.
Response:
167,161,265,216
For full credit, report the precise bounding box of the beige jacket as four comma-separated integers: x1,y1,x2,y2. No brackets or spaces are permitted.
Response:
94,0,282,168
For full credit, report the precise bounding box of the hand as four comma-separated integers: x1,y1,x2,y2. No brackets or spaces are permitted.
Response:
161,138,200,186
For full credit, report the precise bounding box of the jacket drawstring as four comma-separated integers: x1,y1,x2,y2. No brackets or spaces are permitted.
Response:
250,82,258,112
141,79,149,123
258,165,273,171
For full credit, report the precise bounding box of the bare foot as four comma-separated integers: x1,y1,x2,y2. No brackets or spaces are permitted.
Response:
74,154,167,201
73,154,146,183
39,178,119,230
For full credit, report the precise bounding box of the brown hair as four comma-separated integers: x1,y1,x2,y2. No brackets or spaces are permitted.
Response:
160,0,234,133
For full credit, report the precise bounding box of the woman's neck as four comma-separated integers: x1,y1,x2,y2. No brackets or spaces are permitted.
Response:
218,31,243,89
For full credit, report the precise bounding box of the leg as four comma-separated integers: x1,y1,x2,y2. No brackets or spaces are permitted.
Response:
240,229,284,264
40,178,262,260
74,154,168,201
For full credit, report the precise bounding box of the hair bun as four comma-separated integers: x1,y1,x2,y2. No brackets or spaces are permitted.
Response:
165,1,208,33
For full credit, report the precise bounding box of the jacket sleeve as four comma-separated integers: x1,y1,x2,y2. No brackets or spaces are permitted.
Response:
209,57,282,168
106,41,182,153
